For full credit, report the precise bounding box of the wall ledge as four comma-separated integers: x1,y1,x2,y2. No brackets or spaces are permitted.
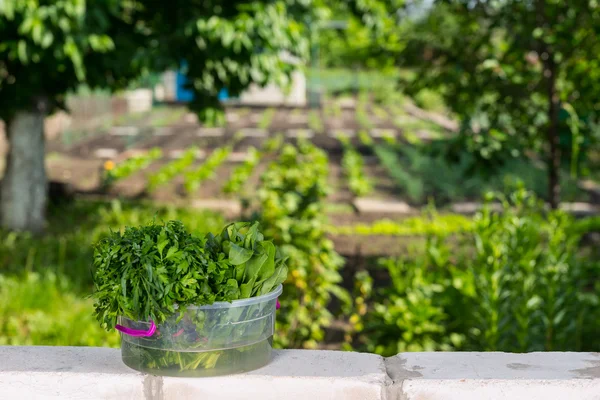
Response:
0,346,599,400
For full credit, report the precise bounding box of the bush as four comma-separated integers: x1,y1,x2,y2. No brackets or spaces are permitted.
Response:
258,141,349,349
358,189,600,355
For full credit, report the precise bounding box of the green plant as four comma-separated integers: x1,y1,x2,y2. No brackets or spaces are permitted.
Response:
374,144,424,202
223,147,260,194
361,246,466,355
372,105,388,120
413,89,446,113
257,108,276,130
308,110,324,133
262,133,285,153
328,214,473,236
0,272,118,347
338,135,373,197
359,189,600,355
325,98,342,118
382,133,397,145
184,146,232,194
464,190,597,351
375,142,585,204
358,130,374,147
103,148,162,188
147,147,198,192
356,108,374,130
258,141,349,348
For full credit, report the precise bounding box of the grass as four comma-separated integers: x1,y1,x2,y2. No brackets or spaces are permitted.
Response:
307,68,414,94
149,106,187,127
0,199,226,346
0,272,120,347
328,213,474,236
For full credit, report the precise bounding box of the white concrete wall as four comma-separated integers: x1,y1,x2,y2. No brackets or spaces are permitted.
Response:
0,347,599,400
239,70,307,106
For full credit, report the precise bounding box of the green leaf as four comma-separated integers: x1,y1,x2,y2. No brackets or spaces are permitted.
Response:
165,246,179,260
228,243,253,265
41,32,54,49
260,263,288,296
121,276,127,298
243,251,268,283
234,264,245,281
157,240,168,257
17,40,28,64
240,277,256,299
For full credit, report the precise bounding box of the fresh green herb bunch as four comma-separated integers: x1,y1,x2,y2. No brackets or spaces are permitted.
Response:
92,221,287,331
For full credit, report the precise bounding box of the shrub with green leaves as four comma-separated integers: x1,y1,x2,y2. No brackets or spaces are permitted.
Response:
258,141,349,349
92,221,287,330
357,189,600,355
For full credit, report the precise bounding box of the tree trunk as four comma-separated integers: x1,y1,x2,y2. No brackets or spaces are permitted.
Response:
1,109,47,233
546,58,561,209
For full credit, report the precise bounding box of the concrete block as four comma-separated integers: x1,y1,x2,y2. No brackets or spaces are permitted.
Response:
560,202,599,217
354,198,413,214
0,347,388,400
386,352,600,400
330,129,355,138
228,152,250,163
111,126,139,136
168,149,205,160
239,128,268,137
162,350,389,400
196,127,225,137
94,148,119,159
0,346,144,400
286,129,314,138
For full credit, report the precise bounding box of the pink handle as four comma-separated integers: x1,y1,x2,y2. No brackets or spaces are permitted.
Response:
115,320,157,337
276,299,280,310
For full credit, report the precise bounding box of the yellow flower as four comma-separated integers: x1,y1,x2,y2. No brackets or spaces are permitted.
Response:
104,160,115,171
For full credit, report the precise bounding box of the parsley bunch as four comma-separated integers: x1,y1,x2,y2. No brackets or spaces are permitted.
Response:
92,220,287,331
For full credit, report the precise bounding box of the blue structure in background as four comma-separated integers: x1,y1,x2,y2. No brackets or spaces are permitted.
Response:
175,64,194,102
175,61,231,102
218,88,229,101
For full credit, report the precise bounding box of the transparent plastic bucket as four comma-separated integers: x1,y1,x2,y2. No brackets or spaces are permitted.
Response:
118,284,282,377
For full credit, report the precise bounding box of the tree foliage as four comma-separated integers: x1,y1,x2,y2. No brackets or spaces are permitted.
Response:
397,0,600,206
0,0,314,120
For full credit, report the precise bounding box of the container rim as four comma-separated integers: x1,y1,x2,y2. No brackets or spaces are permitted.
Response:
184,284,283,310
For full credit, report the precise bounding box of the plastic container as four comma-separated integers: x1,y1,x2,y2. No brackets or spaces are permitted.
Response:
117,284,282,377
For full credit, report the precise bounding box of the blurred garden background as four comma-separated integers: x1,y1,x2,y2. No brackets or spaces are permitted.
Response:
1,0,600,354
